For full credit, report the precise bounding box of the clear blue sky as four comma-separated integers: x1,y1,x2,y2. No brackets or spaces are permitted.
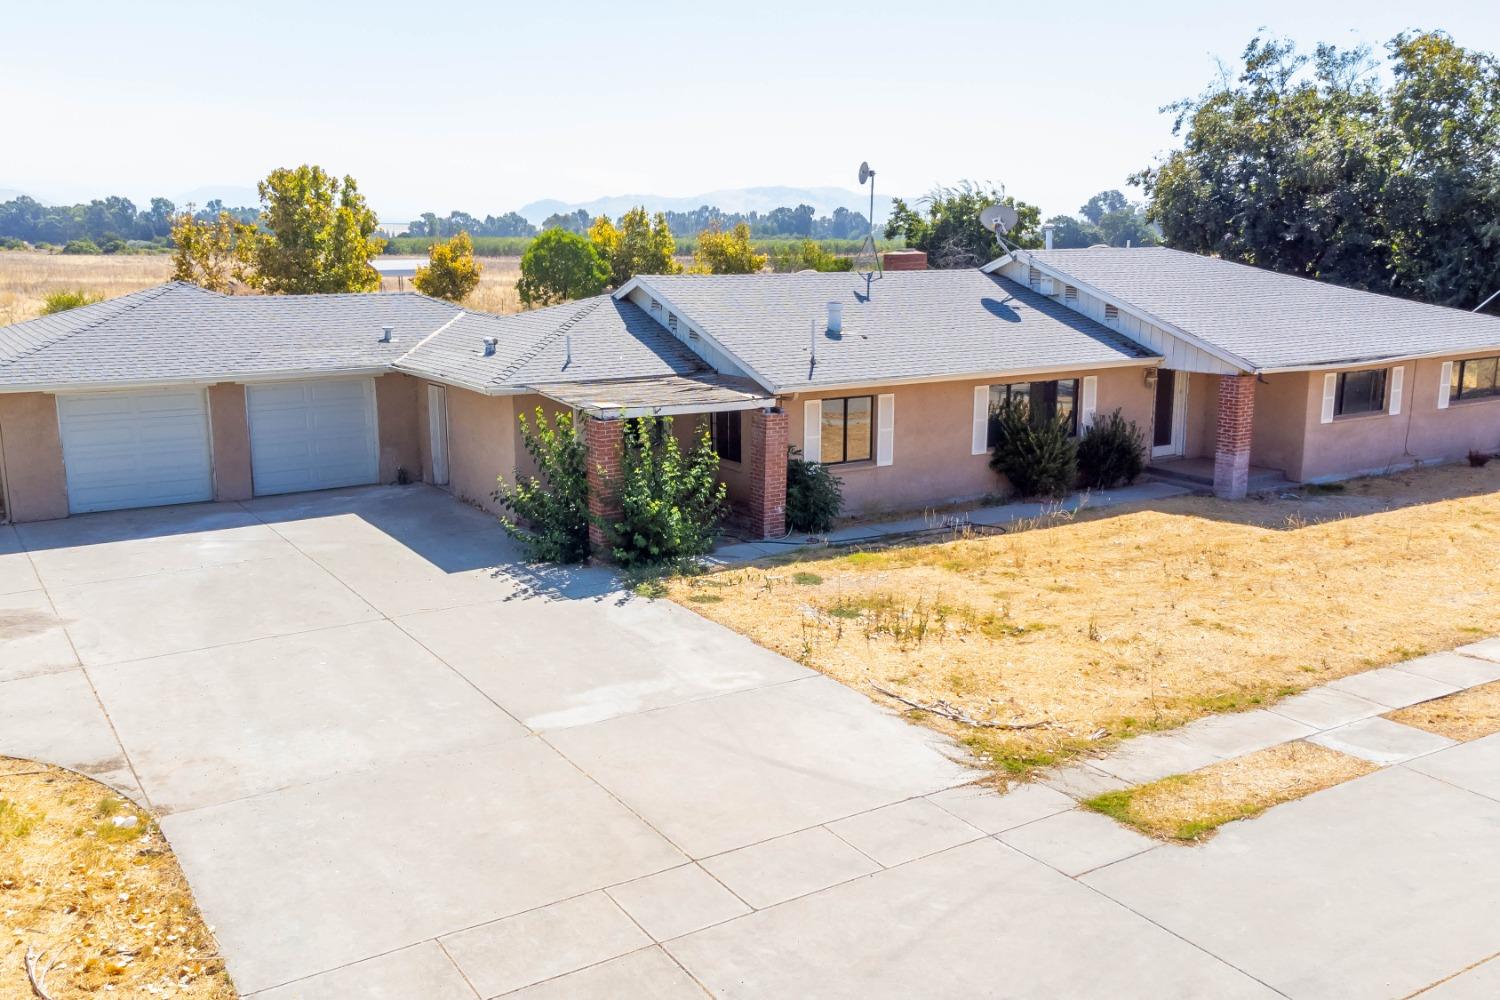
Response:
6,0,1498,220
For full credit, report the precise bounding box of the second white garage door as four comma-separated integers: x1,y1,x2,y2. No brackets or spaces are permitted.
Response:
247,378,380,496
57,389,214,513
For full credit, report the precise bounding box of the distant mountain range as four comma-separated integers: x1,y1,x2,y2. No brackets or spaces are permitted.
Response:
516,186,898,226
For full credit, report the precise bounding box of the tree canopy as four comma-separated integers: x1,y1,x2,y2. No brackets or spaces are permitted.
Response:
1045,190,1161,249
588,207,680,286
413,231,483,301
1135,31,1500,309
690,222,768,274
170,211,258,292
517,229,610,307
254,166,385,294
883,183,1041,268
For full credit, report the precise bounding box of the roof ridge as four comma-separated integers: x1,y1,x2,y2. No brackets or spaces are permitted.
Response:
0,283,184,370
495,297,605,383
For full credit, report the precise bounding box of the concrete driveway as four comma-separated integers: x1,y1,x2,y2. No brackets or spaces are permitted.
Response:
3,484,1497,999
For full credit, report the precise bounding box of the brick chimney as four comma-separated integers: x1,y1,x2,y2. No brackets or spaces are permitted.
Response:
882,249,927,271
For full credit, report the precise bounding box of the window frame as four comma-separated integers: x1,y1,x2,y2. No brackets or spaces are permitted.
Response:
819,395,874,466
1333,367,1388,418
711,410,742,464
1452,356,1500,403
985,378,1079,448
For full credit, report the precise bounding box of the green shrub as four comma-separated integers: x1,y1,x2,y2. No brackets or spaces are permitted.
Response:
40,289,104,314
988,399,1078,498
786,447,844,532
61,239,101,255
608,417,727,567
493,408,590,563
1077,408,1146,489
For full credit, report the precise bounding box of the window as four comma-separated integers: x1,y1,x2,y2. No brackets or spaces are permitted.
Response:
986,379,1078,447
1453,356,1500,402
1335,368,1387,416
711,411,741,463
820,396,873,464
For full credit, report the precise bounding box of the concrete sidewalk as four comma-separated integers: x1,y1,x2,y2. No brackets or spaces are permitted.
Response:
3,484,1497,999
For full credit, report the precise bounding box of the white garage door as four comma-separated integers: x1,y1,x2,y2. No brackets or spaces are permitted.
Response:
247,378,379,496
58,389,214,514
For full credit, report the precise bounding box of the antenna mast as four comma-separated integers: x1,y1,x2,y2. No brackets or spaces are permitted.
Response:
853,161,882,290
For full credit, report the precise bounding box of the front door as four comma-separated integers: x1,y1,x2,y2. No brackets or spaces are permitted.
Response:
1152,370,1187,458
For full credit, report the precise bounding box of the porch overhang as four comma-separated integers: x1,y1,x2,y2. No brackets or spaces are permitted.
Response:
530,372,775,419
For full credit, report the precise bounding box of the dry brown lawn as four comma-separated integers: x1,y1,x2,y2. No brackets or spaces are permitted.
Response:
1387,680,1500,742
668,462,1500,779
0,757,232,999
1082,742,1376,841
0,250,524,326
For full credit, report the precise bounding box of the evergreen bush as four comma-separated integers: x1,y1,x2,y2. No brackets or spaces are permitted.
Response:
988,399,1078,498
1077,408,1147,489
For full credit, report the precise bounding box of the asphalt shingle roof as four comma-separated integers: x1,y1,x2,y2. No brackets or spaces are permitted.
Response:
1025,247,1500,371
631,269,1156,391
0,282,461,389
393,296,710,393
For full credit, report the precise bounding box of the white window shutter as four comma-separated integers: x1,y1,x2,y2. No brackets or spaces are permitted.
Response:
1438,361,1453,409
1080,376,1099,430
1320,373,1338,424
971,386,990,455
1388,366,1404,415
876,393,895,467
802,400,822,462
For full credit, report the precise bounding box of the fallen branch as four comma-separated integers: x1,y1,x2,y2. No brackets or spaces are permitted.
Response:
25,945,57,1000
871,684,1054,730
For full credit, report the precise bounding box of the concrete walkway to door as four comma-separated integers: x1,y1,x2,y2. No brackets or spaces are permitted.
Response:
2,484,1497,999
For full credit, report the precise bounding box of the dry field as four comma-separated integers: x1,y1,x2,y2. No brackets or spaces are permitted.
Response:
1388,680,1500,741
0,757,232,999
669,462,1500,779
0,251,524,325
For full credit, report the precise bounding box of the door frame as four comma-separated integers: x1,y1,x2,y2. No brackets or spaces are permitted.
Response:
427,384,450,486
1151,369,1190,459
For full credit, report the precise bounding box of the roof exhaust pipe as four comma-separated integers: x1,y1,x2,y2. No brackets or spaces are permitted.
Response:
380,325,394,343
826,301,843,334
482,336,498,357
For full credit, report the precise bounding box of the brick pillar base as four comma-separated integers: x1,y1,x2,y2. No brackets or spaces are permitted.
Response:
584,416,624,560
1213,374,1256,500
746,407,788,539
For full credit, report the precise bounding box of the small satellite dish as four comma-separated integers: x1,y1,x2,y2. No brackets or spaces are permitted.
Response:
858,161,872,185
980,204,1019,236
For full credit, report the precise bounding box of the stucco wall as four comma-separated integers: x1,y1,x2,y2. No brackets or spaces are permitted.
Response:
206,383,252,501
1182,373,1219,460
374,373,421,484
442,387,518,514
785,368,1154,517
1247,373,1308,476
0,392,68,522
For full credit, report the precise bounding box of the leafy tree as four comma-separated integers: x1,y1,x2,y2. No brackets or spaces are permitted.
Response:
170,210,258,291
493,408,590,563
253,165,385,294
588,207,680,286
1135,31,1500,307
690,221,767,274
541,209,593,234
413,231,482,301
41,289,104,314
988,399,1077,498
607,418,727,567
60,239,100,255
1045,214,1105,249
1079,190,1130,225
883,182,1042,268
517,228,610,306
1096,208,1161,248
771,239,852,273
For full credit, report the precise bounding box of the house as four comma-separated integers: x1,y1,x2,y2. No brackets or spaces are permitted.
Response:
1,247,1497,550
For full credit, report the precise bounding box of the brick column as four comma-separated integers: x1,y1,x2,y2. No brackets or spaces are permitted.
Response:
584,416,624,560
1213,374,1257,500
746,407,788,539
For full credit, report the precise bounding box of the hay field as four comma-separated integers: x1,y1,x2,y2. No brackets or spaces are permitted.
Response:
0,251,524,325
668,463,1500,779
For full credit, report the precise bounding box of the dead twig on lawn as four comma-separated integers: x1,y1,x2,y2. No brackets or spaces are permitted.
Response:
871,684,1054,730
25,944,58,1000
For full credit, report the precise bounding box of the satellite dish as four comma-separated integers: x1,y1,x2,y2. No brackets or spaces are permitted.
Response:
858,161,872,185
980,204,1019,236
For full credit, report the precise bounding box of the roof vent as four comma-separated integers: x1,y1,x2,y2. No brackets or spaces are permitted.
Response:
380,325,395,343
482,336,498,357
1037,277,1056,297
827,301,843,334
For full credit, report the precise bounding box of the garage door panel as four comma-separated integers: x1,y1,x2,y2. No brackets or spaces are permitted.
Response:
58,390,214,514
247,379,379,496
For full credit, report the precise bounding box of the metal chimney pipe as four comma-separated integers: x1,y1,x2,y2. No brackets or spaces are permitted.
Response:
380,325,394,343
826,301,843,334
482,336,498,357
1043,225,1055,251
